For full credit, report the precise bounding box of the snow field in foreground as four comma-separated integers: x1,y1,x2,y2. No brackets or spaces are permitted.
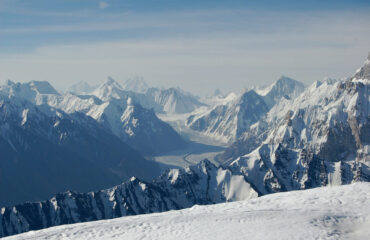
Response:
6,183,370,240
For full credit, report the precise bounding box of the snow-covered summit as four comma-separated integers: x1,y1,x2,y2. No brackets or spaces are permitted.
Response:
91,76,125,101
256,76,305,107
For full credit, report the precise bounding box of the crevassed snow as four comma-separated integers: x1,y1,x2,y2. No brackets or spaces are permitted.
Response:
6,183,369,240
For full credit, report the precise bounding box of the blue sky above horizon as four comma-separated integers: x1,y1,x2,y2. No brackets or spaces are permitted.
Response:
1,0,370,95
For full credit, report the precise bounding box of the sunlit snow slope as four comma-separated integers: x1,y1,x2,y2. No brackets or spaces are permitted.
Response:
6,183,369,240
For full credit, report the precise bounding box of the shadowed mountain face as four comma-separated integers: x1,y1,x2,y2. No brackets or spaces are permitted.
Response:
0,95,161,207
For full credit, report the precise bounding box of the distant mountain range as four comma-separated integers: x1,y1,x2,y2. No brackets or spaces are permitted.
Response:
0,54,369,238
1,78,188,156
66,77,204,115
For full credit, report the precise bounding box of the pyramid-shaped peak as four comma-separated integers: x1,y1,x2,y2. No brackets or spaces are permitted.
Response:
102,77,122,88
275,76,302,85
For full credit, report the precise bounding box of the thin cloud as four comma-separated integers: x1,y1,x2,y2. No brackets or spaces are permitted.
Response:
0,9,369,95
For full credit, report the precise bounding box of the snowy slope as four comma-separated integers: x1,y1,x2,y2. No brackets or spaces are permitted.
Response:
5,183,369,240
0,160,257,238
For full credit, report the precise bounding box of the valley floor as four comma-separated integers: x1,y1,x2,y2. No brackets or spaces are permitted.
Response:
6,183,369,240
152,141,226,169
154,112,227,168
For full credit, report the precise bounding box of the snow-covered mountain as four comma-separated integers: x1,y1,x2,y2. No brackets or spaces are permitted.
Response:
186,77,305,143
1,79,186,155
187,90,269,143
0,94,161,207
90,77,162,112
4,183,369,240
146,87,205,114
0,80,60,104
220,55,370,194
66,81,96,94
0,160,257,238
49,93,186,155
255,76,305,107
93,77,205,114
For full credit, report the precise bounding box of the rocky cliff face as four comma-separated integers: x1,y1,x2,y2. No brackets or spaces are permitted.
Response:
0,160,257,238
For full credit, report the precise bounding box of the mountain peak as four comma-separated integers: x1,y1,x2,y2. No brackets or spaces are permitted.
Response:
353,53,370,80
103,76,122,88
275,75,301,85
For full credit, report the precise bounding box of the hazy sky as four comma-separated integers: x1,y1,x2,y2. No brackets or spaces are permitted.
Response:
0,0,369,95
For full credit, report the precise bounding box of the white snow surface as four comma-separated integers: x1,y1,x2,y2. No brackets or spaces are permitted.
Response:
6,183,369,240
